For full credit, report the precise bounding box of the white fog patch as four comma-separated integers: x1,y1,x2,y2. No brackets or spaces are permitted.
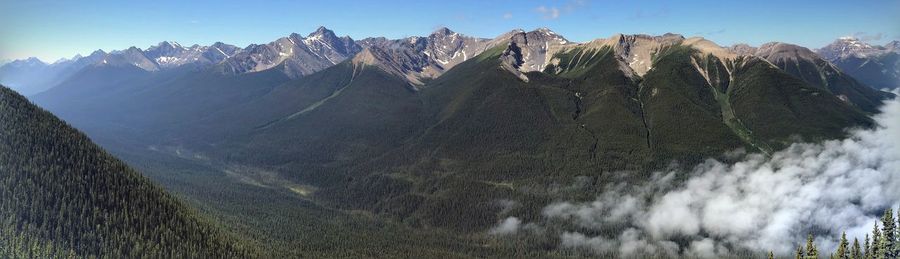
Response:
495,97,900,257
490,217,523,235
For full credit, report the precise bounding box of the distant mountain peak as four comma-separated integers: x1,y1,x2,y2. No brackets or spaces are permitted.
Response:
352,29,494,86
154,41,182,48
432,27,454,36
498,28,575,79
5,57,48,68
526,28,570,44
534,27,554,34
817,37,885,60
308,26,337,39
755,42,824,63
886,41,900,52
24,57,45,63
817,37,900,89
218,27,360,78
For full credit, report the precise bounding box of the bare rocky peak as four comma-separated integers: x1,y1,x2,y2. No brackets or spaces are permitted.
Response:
496,30,755,81
558,33,686,76
422,27,492,68
303,26,362,64
143,41,213,68
817,37,888,61
203,42,242,63
728,44,757,56
100,47,160,71
498,28,573,75
353,27,493,86
221,27,361,78
83,40,244,72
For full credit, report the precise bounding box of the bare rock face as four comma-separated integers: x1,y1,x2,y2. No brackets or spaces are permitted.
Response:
575,33,685,76
498,28,573,74
220,27,361,78
102,47,160,72
497,31,739,81
353,27,493,86
142,41,242,69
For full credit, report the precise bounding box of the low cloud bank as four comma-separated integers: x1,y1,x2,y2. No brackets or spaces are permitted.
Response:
496,97,900,257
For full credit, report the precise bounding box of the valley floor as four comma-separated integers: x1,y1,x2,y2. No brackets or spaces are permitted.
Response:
117,147,558,258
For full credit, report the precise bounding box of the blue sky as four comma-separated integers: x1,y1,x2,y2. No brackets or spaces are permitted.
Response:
1,0,898,62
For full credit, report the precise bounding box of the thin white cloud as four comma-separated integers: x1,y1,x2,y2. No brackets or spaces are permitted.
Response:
852,32,884,42
503,12,513,19
535,6,560,20
535,0,589,20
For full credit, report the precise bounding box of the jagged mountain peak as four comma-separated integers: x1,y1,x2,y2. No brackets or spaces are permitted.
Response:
532,28,566,39
521,28,571,44
817,37,900,89
350,28,494,86
150,41,183,50
6,57,47,68
497,28,574,78
431,27,455,36
817,37,886,60
219,27,361,78
307,26,340,41
24,57,46,63
310,26,334,36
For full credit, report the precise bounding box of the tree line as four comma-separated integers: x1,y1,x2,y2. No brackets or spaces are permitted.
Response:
776,208,900,259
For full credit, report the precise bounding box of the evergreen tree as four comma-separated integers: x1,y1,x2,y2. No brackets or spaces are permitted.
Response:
807,234,819,259
881,209,895,259
872,222,882,259
797,245,806,259
836,232,849,259
896,207,900,259
769,251,775,259
852,238,862,259
864,234,871,259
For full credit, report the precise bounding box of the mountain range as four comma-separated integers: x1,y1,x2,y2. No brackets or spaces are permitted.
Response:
6,27,896,96
3,26,897,256
816,37,900,90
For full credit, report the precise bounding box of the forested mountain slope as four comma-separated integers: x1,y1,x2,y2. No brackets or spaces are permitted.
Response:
0,86,255,258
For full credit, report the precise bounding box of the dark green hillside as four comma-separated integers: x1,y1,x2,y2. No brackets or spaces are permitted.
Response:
543,46,653,170
637,46,750,163
0,86,255,258
728,57,874,148
763,48,892,113
224,61,425,185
